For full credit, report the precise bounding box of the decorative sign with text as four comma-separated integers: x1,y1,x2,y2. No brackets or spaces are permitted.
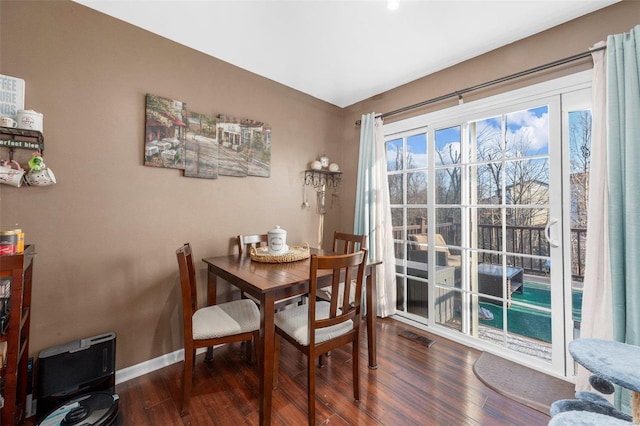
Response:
0,74,25,120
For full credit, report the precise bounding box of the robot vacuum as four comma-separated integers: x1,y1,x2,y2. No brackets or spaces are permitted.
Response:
37,392,119,426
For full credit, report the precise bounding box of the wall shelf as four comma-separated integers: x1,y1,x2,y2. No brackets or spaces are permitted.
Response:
0,128,45,160
304,169,342,188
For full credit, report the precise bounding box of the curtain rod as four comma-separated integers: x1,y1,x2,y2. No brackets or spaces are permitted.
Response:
355,45,606,125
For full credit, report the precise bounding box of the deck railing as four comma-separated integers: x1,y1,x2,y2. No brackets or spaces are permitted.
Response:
394,220,586,280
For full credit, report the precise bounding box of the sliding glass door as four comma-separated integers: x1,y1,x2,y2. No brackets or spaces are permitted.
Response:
387,72,591,377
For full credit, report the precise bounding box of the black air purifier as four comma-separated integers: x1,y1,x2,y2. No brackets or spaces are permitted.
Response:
35,332,119,425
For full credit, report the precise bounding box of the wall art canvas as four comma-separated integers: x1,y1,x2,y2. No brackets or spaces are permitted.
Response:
244,119,271,178
143,94,270,180
144,94,187,169
216,115,248,177
184,111,218,179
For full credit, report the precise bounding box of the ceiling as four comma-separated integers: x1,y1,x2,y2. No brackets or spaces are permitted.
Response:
73,0,619,108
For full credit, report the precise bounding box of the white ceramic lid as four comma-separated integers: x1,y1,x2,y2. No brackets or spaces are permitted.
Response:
268,225,285,235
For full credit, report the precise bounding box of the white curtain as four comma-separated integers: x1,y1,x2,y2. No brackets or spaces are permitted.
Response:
354,113,396,317
576,41,614,392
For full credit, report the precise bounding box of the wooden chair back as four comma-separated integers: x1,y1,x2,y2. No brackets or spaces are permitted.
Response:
332,232,367,255
237,234,268,256
312,249,367,328
176,243,197,343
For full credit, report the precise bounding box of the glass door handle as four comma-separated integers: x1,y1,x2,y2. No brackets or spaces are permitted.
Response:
545,219,560,248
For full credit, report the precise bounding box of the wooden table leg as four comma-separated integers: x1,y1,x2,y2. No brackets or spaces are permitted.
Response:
366,265,378,369
632,391,639,424
259,294,276,425
205,268,218,362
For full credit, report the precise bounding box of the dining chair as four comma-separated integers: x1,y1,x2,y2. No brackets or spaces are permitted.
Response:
272,249,367,425
176,243,260,416
237,234,305,308
315,232,367,365
316,231,367,305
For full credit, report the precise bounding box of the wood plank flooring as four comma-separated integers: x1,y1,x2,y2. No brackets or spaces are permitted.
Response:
62,318,553,425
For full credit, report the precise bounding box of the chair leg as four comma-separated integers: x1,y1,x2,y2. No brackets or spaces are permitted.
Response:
181,347,194,416
246,338,253,364
318,351,332,367
251,330,260,367
204,346,214,362
273,336,280,389
352,339,360,401
308,350,316,426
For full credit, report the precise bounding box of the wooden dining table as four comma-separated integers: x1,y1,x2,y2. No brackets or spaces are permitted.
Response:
201,248,380,426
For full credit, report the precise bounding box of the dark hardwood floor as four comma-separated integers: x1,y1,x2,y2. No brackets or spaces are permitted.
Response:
111,318,551,425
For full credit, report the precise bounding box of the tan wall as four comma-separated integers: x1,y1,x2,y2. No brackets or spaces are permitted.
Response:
339,0,640,235
0,0,344,368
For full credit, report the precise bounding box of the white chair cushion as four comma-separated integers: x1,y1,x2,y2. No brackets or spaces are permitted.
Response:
192,299,260,340
274,300,353,346
316,279,358,306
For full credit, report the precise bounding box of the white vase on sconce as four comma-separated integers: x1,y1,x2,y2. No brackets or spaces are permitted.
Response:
319,154,329,169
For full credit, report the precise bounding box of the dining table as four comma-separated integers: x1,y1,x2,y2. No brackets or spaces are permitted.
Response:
201,247,380,426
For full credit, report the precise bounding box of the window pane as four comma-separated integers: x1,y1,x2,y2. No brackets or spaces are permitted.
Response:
475,207,503,264
471,116,502,162
436,207,461,247
505,159,549,205
407,171,427,204
407,133,427,169
505,105,549,157
407,209,427,236
388,173,404,204
407,277,428,317
504,212,549,263
391,207,404,259
506,207,550,234
437,289,462,331
386,138,403,171
472,163,502,205
477,207,503,227
436,167,461,204
391,207,404,229
396,275,405,311
435,126,461,165
569,109,591,281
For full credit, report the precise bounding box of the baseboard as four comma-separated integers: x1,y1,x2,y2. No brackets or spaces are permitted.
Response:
115,348,207,385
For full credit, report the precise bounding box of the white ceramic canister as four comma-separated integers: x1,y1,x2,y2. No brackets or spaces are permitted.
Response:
17,110,43,132
267,226,288,255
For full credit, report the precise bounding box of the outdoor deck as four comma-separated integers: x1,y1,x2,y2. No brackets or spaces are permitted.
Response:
438,273,583,363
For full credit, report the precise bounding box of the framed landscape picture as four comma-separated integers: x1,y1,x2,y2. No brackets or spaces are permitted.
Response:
184,111,218,179
144,94,187,170
245,119,271,178
216,115,247,177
